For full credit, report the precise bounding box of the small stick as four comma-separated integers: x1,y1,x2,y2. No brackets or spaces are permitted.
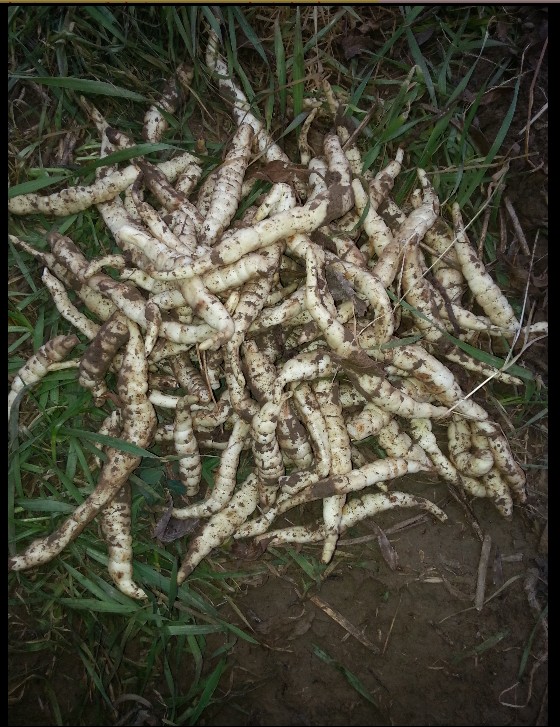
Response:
382,592,402,656
518,102,548,139
476,206,492,259
309,594,380,654
498,206,508,255
341,105,377,152
474,533,492,611
338,513,430,546
523,37,548,159
504,196,531,255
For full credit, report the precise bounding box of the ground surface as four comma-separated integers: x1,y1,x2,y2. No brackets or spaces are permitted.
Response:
8,6,547,726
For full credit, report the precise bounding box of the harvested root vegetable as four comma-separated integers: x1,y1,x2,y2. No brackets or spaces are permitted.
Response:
8,34,541,592
8,322,156,574
173,417,250,518
173,395,203,496
100,484,147,600
200,123,254,247
313,378,351,563
451,203,517,329
176,473,259,584
253,491,447,548
143,63,193,143
8,153,198,217
78,312,130,404
8,334,79,422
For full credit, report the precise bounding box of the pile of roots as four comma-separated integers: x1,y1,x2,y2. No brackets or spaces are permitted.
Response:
8,34,547,599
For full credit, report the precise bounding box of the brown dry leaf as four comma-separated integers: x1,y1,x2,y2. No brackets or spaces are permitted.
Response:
152,498,200,543
368,521,400,571
414,27,435,46
326,265,369,316
309,594,380,653
229,540,268,561
340,33,375,60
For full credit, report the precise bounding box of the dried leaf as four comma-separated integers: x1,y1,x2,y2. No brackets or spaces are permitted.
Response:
368,521,400,571
340,33,375,60
229,540,268,561
414,27,435,46
326,264,369,316
153,498,200,543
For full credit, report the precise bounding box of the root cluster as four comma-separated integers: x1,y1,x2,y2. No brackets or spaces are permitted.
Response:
8,39,546,598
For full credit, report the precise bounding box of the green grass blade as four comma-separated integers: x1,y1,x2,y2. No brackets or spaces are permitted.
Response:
232,7,268,66
302,7,347,56
58,597,138,614
186,657,228,726
10,74,147,101
452,629,510,664
311,644,385,711
82,6,126,44
16,498,76,514
458,75,520,206
9,175,72,199
61,428,161,459
164,624,225,636
406,27,437,108
518,604,548,679
274,18,287,118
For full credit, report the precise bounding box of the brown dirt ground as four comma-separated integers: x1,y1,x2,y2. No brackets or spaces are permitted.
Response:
8,6,548,727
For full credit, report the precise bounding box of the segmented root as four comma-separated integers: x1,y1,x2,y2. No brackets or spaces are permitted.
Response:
8,334,80,422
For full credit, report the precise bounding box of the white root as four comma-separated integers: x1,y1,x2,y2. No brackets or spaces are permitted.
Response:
366,343,489,422
173,396,202,496
408,418,488,499
345,402,393,442
242,339,314,469
343,365,451,420
200,123,254,246
206,31,290,164
176,472,259,584
474,421,527,502
252,398,287,509
78,312,130,403
8,334,80,422
100,483,147,600
448,415,494,477
173,417,251,518
169,355,212,405
377,419,432,468
8,321,156,573
291,382,331,480
451,203,518,329
369,148,405,210
443,350,524,387
352,178,397,278
254,491,447,547
92,410,121,470
313,378,352,564
9,152,198,217
42,269,100,340
304,243,375,369
294,457,433,502
143,63,193,143
481,468,514,518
